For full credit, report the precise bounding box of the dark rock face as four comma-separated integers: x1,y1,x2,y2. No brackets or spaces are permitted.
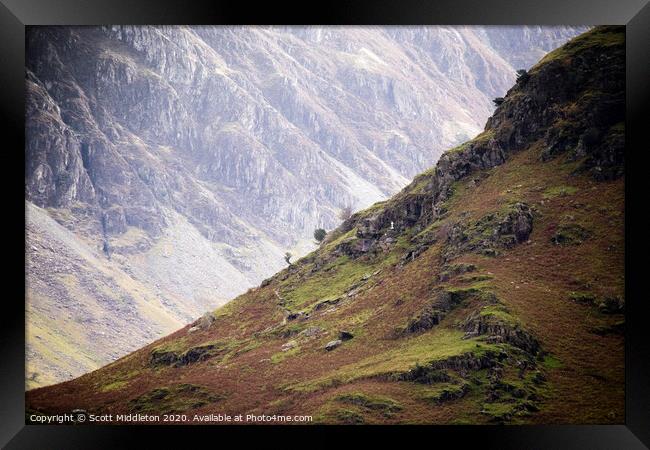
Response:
497,203,534,243
398,351,506,382
487,26,625,180
339,330,354,341
150,350,179,367
433,384,471,404
463,313,540,355
400,288,495,336
440,203,534,262
312,297,342,312
180,345,219,365
25,76,97,208
403,307,441,334
286,311,309,322
337,237,376,257
150,343,221,368
101,206,128,235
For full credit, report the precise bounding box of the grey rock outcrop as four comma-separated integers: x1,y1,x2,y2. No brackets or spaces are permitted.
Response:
325,339,343,351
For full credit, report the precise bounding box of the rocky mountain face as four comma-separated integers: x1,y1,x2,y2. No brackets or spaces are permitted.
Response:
25,25,584,388
27,27,625,425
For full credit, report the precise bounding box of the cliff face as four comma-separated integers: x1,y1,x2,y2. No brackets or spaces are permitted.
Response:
24,25,584,387
27,27,625,425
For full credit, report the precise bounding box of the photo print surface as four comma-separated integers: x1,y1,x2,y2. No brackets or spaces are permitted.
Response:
25,25,624,425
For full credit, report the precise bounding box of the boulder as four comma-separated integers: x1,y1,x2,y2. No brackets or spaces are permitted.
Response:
286,311,309,321
312,298,341,312
496,203,534,243
196,312,216,329
281,340,297,352
300,326,323,337
339,330,354,341
325,339,342,351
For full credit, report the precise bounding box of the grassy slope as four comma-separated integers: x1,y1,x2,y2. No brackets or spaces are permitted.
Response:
26,27,624,424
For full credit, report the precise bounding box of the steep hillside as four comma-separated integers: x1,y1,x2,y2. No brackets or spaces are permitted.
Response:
25,202,183,388
25,25,584,388
26,26,624,425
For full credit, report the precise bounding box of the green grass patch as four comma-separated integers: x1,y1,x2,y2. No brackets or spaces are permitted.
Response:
479,305,518,324
342,308,375,326
541,354,563,369
128,384,222,414
270,346,300,364
335,392,402,416
414,382,469,404
213,300,240,318
286,329,496,392
481,401,515,418
552,223,591,245
99,380,129,392
322,227,358,252
151,337,190,355
333,408,365,424
234,339,263,356
457,274,493,283
279,255,385,311
543,185,578,199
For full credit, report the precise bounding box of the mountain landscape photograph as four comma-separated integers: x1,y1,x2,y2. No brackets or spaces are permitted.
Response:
24,24,624,425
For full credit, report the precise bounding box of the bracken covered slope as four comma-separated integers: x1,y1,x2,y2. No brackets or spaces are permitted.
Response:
26,26,624,424
25,25,583,388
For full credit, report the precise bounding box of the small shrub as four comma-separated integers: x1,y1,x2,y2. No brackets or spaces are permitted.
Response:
313,228,327,243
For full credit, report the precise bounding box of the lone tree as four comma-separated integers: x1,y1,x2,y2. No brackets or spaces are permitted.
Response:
284,252,292,265
338,205,353,221
492,97,505,107
313,228,327,243
516,69,530,83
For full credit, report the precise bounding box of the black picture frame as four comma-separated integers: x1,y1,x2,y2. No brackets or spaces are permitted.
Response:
2,0,649,447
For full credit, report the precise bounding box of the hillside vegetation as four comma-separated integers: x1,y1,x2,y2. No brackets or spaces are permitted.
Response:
26,26,624,424
25,25,583,388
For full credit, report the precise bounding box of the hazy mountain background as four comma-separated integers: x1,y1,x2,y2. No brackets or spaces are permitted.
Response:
25,25,585,388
